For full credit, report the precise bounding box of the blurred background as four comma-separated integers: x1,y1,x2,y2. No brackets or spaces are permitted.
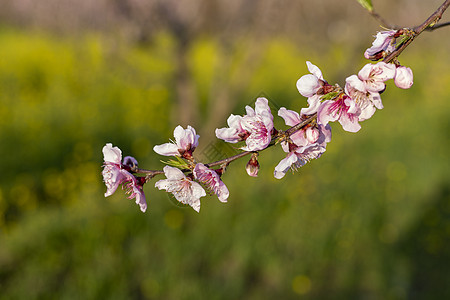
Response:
0,0,449,298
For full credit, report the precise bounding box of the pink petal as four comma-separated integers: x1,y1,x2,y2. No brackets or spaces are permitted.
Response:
254,97,270,115
274,152,298,179
296,74,321,98
133,187,147,212
305,127,319,144
278,107,301,127
153,143,180,156
339,111,361,133
345,75,366,93
102,143,122,164
306,61,323,79
317,100,339,126
164,165,186,180
300,95,322,115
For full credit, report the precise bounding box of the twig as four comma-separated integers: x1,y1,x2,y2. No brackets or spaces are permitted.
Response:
425,21,450,30
369,10,399,30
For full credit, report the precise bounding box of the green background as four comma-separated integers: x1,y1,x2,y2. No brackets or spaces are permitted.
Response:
0,0,449,299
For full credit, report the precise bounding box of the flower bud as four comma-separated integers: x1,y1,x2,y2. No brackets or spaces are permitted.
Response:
394,66,413,89
123,156,138,168
246,153,260,177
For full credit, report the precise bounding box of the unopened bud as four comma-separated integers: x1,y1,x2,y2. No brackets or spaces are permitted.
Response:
246,153,260,177
394,66,413,89
123,156,138,168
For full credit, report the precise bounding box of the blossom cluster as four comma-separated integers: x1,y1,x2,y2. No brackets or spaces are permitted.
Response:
101,30,414,213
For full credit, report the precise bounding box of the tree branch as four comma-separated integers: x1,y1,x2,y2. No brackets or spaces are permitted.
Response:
136,0,450,179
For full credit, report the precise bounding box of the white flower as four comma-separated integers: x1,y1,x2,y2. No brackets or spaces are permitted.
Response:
215,114,246,143
155,166,206,212
240,97,274,151
345,75,382,121
358,62,396,92
216,97,274,151
102,143,147,213
102,143,131,197
154,125,199,157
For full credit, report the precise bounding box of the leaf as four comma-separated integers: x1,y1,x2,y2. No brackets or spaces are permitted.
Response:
320,91,340,101
160,157,190,169
357,0,373,12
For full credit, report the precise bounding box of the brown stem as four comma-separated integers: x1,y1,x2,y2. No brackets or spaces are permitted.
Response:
205,150,253,168
135,168,164,177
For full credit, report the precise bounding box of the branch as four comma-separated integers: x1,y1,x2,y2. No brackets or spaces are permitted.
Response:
204,0,450,173
133,0,450,179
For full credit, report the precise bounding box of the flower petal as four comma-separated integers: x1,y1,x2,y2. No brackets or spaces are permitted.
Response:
317,100,339,126
278,107,301,127
133,186,147,213
254,97,271,116
306,61,323,79
103,143,122,164
296,74,321,98
274,152,298,179
153,143,180,156
300,95,320,115
339,110,361,133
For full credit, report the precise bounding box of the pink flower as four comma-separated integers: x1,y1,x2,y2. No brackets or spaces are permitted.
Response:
240,98,274,151
317,94,361,132
155,166,206,212
296,61,324,98
358,62,396,92
364,30,397,60
102,143,147,212
153,125,199,158
216,97,274,151
193,163,229,202
345,75,382,121
394,66,413,89
215,114,246,143
274,108,332,179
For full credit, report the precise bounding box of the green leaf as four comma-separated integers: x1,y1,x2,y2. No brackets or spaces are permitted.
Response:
357,0,373,12
160,157,190,169
320,91,340,101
